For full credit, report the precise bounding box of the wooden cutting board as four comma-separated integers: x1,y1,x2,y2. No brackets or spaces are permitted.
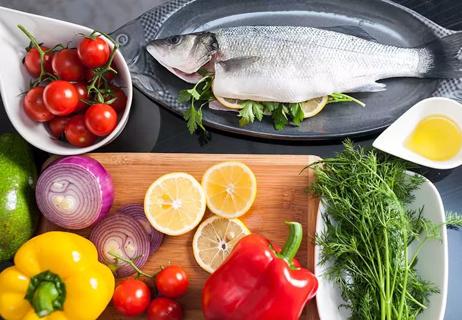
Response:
38,153,321,320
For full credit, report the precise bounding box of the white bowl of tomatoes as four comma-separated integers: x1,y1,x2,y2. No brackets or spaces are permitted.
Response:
0,7,132,155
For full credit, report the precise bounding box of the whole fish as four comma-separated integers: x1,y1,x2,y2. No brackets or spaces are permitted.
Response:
146,26,462,103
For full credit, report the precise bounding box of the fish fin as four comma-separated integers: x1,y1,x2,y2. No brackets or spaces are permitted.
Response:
423,32,462,78
216,56,260,72
347,82,387,93
322,25,377,42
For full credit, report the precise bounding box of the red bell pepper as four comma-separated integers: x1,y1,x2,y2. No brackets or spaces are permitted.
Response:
202,222,318,320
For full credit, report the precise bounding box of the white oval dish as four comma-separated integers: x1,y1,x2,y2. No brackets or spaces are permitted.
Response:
0,6,133,155
373,97,462,169
314,171,448,320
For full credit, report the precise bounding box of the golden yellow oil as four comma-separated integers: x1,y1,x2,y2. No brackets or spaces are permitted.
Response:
405,115,462,161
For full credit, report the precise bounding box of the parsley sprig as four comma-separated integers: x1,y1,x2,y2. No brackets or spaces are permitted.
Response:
179,75,364,134
179,76,214,134
237,101,305,130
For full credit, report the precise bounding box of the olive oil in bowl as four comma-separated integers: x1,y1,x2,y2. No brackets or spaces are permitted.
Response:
374,97,462,169
405,115,462,161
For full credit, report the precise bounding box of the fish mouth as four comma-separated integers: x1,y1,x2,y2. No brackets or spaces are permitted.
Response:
159,54,215,84
167,66,204,84
146,40,216,83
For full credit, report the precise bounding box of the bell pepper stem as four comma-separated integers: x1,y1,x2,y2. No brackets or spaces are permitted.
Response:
32,282,60,317
25,271,66,317
279,221,303,263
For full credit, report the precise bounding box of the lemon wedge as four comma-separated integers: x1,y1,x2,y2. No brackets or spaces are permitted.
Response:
202,161,257,218
300,96,329,118
144,172,206,236
214,94,329,118
214,95,244,109
193,216,250,273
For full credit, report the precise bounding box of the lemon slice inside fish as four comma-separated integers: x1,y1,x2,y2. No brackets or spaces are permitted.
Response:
300,96,329,118
215,93,329,118
215,95,244,109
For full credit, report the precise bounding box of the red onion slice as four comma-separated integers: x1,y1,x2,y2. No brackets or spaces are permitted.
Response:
118,204,164,254
90,213,150,277
36,156,113,229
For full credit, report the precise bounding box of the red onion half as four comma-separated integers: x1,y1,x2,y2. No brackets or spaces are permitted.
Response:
90,213,150,277
36,156,114,229
118,204,164,254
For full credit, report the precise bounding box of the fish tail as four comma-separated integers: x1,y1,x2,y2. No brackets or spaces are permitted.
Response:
422,32,462,78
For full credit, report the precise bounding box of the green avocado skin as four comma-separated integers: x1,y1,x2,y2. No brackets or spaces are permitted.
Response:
0,133,38,262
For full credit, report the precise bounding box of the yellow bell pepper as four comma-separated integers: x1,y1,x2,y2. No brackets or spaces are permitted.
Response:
0,231,115,320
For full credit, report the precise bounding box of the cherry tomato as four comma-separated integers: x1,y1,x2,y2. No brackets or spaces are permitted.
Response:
52,49,85,81
48,116,71,138
84,103,117,137
23,87,54,122
113,278,151,317
73,82,89,112
108,86,127,113
147,298,183,320
43,80,78,116
78,36,110,68
64,114,96,147
155,266,189,299
24,46,53,77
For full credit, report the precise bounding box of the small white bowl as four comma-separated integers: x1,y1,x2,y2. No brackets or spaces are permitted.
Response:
0,6,132,155
373,97,462,169
315,171,448,320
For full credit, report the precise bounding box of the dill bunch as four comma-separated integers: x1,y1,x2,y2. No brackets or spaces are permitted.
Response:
310,141,453,320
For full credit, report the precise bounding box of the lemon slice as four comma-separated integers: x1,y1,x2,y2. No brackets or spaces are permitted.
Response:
144,172,206,236
300,96,329,118
193,215,250,273
202,161,257,218
214,95,244,109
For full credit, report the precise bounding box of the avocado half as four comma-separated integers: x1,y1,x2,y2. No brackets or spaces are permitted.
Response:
0,133,38,261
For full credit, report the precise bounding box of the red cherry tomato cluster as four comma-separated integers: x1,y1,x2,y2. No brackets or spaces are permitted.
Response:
21,31,127,148
112,265,188,320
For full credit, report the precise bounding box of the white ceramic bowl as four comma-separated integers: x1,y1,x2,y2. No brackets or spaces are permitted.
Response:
373,97,462,169
0,6,132,155
315,171,448,320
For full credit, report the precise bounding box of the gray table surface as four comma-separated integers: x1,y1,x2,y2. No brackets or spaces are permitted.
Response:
0,0,461,319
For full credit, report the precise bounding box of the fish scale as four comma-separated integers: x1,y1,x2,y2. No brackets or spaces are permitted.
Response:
212,26,427,102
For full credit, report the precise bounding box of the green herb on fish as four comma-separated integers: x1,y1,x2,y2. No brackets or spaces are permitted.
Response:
238,101,264,127
180,76,213,133
179,76,365,134
309,141,462,320
328,93,366,107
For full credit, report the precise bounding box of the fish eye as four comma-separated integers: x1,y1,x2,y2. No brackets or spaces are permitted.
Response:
168,36,181,45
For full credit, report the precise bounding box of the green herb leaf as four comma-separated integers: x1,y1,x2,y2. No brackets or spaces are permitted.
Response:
178,90,192,103
328,93,366,107
253,102,264,122
178,74,365,134
187,88,201,100
308,141,447,319
288,103,305,126
238,102,255,127
272,105,289,130
238,101,264,127
262,102,280,113
184,105,204,134
179,76,213,134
